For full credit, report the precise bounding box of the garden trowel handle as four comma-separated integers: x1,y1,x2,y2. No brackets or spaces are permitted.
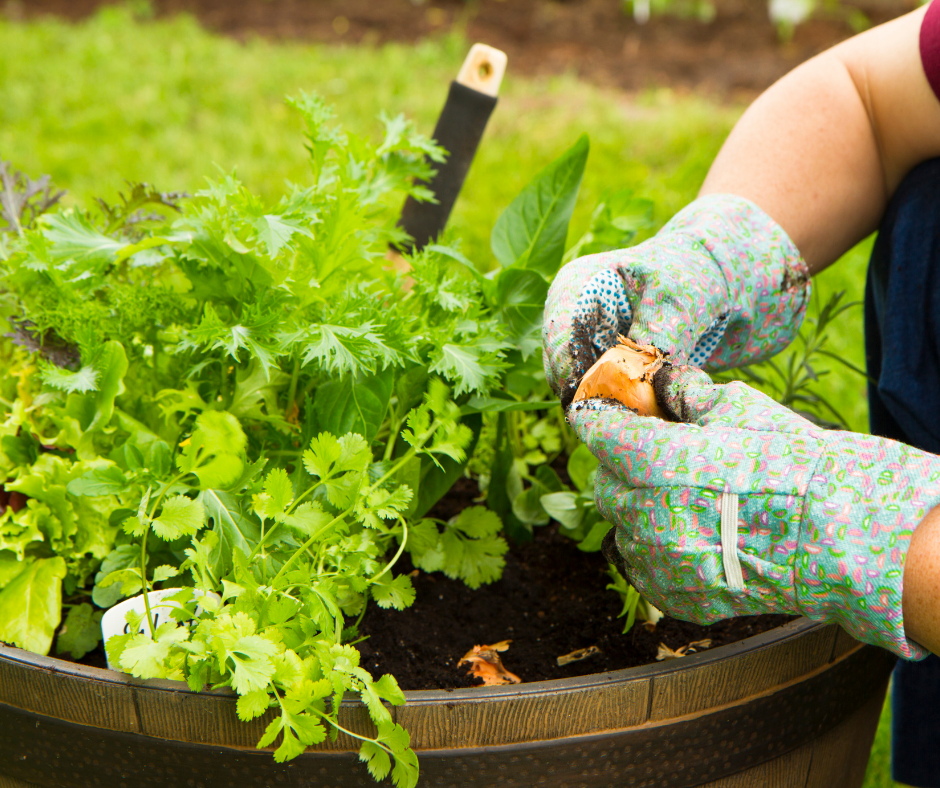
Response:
397,43,508,252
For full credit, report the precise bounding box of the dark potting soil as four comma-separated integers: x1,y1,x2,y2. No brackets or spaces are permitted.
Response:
356,479,795,690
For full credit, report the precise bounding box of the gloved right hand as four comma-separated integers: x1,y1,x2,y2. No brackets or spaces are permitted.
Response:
569,364,940,660
542,194,812,408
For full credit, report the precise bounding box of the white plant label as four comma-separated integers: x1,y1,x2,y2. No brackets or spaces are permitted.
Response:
100,588,186,670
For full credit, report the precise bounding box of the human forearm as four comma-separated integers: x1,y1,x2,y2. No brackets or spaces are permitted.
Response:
701,5,940,274
904,503,940,655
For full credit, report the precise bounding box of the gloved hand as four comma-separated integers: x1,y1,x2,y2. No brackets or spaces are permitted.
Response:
569,365,940,660
543,194,811,408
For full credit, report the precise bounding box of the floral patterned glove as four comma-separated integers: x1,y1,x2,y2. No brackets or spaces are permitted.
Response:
569,366,940,660
542,194,811,407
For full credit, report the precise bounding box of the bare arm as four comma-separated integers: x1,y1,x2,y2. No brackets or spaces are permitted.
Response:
701,8,940,651
700,5,940,274
904,503,940,655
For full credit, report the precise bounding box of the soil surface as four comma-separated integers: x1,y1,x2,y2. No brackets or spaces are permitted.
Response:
12,0,911,95
358,515,793,690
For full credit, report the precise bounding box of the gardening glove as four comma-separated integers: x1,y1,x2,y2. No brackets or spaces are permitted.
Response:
543,194,811,408
568,365,940,660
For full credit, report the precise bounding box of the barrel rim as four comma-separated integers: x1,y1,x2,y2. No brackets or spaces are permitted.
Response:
0,616,824,703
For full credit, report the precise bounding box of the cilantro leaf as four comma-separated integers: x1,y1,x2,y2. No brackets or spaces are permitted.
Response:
390,746,420,788
359,741,391,782
281,502,331,538
207,612,278,694
356,485,413,529
151,495,205,541
303,433,370,479
452,506,502,538
237,689,273,721
370,575,415,611
452,535,508,590
119,621,189,679
435,508,508,589
254,468,293,520
373,674,406,707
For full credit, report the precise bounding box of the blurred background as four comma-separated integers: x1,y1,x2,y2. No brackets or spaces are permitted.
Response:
0,2,921,783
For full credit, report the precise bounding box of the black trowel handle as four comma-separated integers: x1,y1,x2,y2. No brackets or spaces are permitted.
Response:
398,43,508,251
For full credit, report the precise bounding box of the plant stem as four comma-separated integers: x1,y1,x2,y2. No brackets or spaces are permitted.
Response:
307,706,397,756
140,525,155,635
370,423,438,491
137,472,187,636
367,518,407,586
265,508,355,590
286,355,301,415
246,478,326,563
220,362,230,409
382,417,400,462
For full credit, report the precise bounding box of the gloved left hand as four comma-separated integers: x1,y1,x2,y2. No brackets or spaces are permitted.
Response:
542,194,811,408
569,365,940,660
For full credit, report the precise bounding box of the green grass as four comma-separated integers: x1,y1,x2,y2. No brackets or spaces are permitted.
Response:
0,8,893,781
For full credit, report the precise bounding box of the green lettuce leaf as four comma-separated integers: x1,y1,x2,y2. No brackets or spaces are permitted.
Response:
0,557,66,654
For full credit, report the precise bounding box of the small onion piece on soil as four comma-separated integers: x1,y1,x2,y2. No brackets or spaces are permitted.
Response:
573,336,667,419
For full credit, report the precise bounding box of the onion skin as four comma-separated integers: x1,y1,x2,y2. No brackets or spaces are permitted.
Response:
572,337,668,419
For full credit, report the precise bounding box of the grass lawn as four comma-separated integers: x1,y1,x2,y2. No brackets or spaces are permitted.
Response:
0,6,896,783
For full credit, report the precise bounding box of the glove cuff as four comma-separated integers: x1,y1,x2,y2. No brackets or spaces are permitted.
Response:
799,433,940,660
663,194,811,371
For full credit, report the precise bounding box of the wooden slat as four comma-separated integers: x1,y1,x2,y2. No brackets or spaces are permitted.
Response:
0,621,837,755
805,677,889,788
132,673,651,751
648,623,837,721
393,677,651,749
0,656,139,733
134,683,378,751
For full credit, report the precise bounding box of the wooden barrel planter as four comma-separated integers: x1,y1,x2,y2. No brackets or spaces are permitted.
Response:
0,617,893,788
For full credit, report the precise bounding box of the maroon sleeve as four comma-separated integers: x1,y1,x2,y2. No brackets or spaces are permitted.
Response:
921,1,940,102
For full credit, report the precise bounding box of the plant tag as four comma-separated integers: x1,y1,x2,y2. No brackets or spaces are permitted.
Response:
100,588,188,669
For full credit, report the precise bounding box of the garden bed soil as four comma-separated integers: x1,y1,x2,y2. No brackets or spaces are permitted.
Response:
357,514,793,690
361,475,794,690
13,0,910,95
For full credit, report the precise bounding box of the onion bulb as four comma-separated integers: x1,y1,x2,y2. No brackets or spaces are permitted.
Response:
572,336,667,418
